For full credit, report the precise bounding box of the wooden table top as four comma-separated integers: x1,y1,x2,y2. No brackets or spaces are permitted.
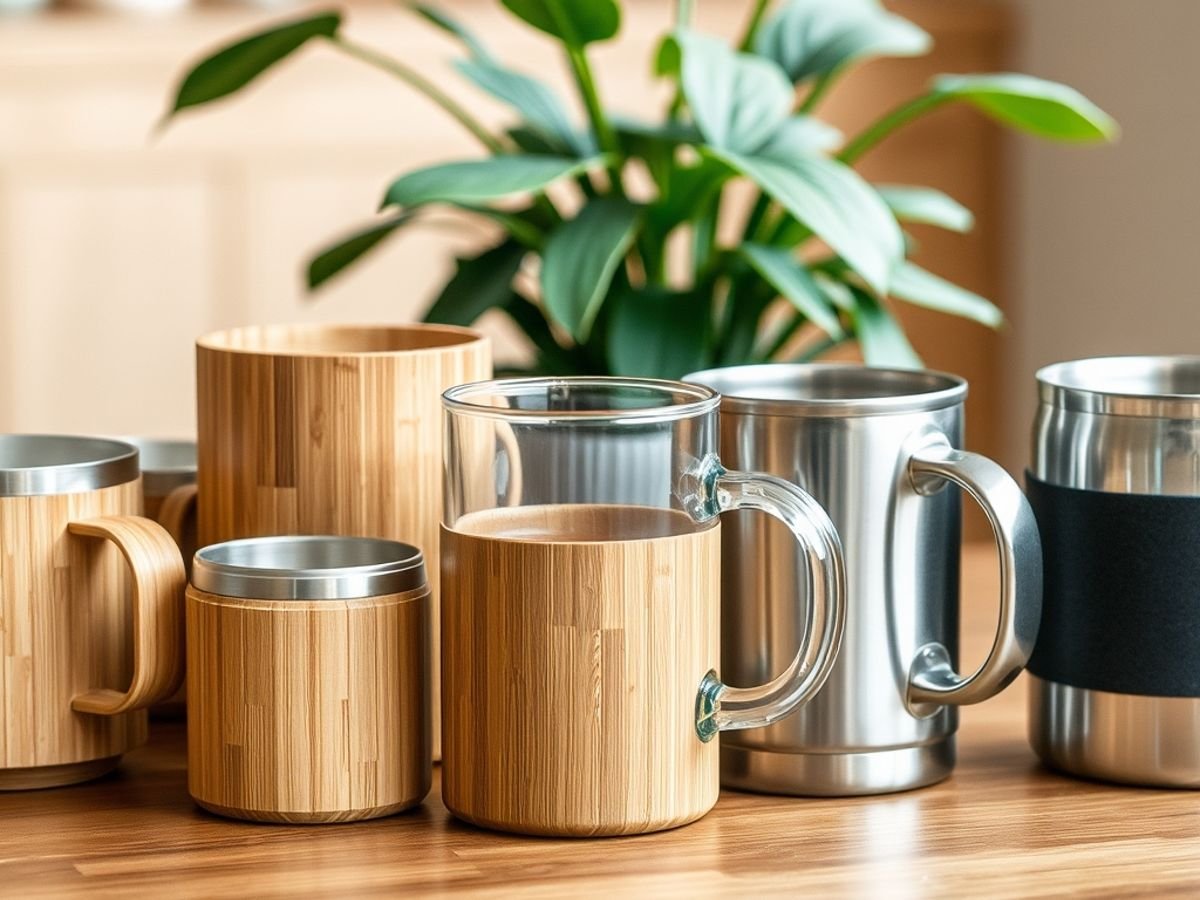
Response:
4,544,1199,898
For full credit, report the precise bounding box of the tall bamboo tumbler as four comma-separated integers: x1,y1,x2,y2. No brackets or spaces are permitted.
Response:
0,435,187,790
187,535,431,823
196,324,490,758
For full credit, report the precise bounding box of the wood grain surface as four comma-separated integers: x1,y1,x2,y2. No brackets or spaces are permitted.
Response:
0,485,186,789
146,483,197,719
186,584,431,824
4,545,1200,896
196,323,491,760
441,506,722,837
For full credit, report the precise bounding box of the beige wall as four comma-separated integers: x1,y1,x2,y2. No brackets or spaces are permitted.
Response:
1001,0,1200,471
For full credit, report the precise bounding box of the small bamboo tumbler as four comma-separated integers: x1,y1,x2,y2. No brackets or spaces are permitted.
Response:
187,536,431,824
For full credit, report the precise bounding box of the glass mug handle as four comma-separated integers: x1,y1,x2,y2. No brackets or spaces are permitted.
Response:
692,456,846,742
905,432,1043,713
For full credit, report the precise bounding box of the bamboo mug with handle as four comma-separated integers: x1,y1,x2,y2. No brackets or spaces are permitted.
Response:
0,436,186,790
120,437,198,718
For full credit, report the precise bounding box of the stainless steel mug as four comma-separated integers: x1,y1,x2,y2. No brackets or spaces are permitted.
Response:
686,364,1043,795
1029,356,1200,787
119,437,197,558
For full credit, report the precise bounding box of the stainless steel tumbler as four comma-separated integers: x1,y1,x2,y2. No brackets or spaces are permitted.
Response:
686,364,1043,795
1029,356,1200,787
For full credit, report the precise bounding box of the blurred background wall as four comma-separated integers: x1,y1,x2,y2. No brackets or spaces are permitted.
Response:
0,0,1172,482
1002,0,1199,472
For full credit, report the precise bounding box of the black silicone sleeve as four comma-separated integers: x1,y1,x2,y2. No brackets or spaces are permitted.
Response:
1026,473,1200,697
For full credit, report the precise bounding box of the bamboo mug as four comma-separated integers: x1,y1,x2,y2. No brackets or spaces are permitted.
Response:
0,435,186,790
121,437,198,718
440,378,847,836
196,323,490,758
187,535,431,823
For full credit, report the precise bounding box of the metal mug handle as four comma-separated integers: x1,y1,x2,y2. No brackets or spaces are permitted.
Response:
694,457,846,741
905,433,1043,712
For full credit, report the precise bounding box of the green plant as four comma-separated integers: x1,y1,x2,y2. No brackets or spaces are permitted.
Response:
165,0,1116,376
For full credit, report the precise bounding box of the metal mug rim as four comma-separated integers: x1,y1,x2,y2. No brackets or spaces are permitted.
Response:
1037,355,1200,419
683,364,967,417
0,435,140,497
192,535,427,601
115,437,197,496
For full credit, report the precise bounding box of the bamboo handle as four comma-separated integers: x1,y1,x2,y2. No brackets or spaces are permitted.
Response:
156,483,198,550
68,516,187,716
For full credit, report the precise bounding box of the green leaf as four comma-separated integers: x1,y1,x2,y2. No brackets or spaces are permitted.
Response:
933,73,1118,142
382,154,606,207
409,4,493,60
876,185,973,233
739,243,844,338
675,29,794,154
852,288,922,368
541,198,641,341
500,0,620,46
709,148,903,293
453,203,545,248
455,59,592,156
890,262,1003,328
645,157,731,237
756,0,930,83
166,11,340,117
757,116,844,159
504,294,583,374
607,287,709,378
306,213,414,290
424,240,527,326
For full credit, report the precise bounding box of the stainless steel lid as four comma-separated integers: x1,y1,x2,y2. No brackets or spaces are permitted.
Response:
192,536,426,600
0,435,140,497
117,437,196,496
1037,356,1200,419
685,364,966,417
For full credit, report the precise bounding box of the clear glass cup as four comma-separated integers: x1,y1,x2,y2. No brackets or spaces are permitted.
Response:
440,377,845,836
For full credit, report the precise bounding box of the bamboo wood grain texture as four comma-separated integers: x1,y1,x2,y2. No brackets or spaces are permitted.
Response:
186,584,431,824
6,547,1200,896
196,323,491,760
440,505,722,837
0,484,186,789
148,483,197,719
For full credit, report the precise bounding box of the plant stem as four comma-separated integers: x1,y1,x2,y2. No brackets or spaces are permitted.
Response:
565,45,626,196
798,70,837,115
327,35,505,154
737,0,772,52
757,312,806,361
838,93,948,164
795,333,845,362
676,0,694,26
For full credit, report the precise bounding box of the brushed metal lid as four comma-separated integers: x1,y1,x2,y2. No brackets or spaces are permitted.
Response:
1037,356,1200,419
685,364,966,417
0,435,140,497
117,437,196,496
193,536,426,600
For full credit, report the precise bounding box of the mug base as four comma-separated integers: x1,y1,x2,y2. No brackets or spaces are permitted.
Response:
720,739,955,796
1029,675,1200,788
0,755,122,791
193,796,423,824
443,802,713,837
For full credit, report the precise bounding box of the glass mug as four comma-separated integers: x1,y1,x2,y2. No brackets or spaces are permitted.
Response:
439,377,846,836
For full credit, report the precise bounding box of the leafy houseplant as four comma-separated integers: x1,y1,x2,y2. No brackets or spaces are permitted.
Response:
166,0,1116,376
